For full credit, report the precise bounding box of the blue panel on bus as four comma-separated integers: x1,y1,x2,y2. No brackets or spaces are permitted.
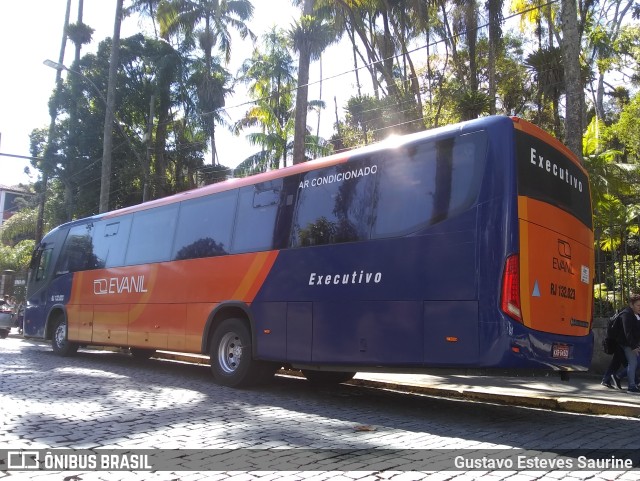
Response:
311,301,423,365
423,300,479,365
251,302,286,361
253,209,479,305
286,302,312,362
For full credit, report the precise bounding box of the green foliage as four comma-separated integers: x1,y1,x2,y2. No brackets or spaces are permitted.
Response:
0,209,37,246
0,240,36,272
66,22,94,46
22,0,640,225
612,94,640,161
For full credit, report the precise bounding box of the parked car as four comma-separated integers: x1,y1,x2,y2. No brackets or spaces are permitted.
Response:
0,300,13,338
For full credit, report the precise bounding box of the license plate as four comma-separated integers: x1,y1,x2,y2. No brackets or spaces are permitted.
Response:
552,343,570,359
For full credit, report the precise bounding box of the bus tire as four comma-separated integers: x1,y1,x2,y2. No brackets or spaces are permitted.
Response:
130,348,156,360
302,370,356,385
51,316,79,357
209,318,275,388
0,329,8,339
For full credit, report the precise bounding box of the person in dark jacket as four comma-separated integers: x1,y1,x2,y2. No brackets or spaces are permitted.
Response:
602,293,640,393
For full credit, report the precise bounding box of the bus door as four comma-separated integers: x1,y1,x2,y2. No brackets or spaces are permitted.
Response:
514,125,594,343
24,242,55,338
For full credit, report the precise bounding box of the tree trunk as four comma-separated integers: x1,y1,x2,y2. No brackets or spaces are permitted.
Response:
99,0,124,213
292,0,314,165
65,0,85,221
37,0,71,242
465,1,478,93
560,0,583,161
487,0,503,115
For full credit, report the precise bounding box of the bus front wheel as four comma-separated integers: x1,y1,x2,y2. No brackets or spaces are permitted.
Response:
51,316,79,356
209,318,275,388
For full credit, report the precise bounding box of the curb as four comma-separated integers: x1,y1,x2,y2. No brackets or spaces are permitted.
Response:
152,351,640,418
347,378,640,418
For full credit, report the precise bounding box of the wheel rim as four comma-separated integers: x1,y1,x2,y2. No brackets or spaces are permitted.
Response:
217,331,243,374
54,322,66,348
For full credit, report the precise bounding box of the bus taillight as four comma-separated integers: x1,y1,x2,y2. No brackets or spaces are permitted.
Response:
501,254,523,323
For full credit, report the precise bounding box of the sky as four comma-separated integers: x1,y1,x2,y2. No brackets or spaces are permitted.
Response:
0,0,351,188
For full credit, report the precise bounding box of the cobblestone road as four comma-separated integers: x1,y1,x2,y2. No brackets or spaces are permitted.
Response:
1,335,639,480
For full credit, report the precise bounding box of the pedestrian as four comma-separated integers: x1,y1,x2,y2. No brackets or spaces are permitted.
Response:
602,293,640,393
601,334,626,390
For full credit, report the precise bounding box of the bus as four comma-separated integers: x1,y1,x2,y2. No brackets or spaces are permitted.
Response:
24,116,594,387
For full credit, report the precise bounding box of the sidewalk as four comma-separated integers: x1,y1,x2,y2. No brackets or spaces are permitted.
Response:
351,372,640,418
155,351,640,418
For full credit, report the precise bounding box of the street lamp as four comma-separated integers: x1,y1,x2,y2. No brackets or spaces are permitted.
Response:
43,59,107,104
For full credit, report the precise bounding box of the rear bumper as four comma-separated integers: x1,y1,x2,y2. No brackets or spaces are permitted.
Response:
503,320,593,371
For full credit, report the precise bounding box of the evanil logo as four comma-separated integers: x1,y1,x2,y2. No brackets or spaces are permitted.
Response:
308,270,382,286
94,276,148,295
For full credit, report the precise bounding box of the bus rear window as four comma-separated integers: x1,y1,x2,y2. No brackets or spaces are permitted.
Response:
516,130,592,229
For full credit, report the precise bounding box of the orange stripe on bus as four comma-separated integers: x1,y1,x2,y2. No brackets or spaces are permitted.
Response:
233,250,280,302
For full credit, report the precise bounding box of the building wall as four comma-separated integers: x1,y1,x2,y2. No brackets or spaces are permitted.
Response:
0,186,31,228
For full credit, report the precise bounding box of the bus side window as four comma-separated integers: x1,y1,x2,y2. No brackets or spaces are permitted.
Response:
125,205,179,265
232,181,282,254
92,217,132,268
173,190,238,261
290,160,375,247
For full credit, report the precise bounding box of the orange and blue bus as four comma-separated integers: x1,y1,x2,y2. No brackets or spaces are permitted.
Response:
24,116,594,387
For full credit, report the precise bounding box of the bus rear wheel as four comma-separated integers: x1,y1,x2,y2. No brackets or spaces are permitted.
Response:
209,318,276,388
51,316,78,356
302,370,356,385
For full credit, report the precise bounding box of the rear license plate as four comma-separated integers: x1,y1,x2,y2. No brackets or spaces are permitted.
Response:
552,343,570,359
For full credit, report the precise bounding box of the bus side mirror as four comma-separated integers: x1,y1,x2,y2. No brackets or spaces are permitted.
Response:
29,242,47,270
29,249,43,270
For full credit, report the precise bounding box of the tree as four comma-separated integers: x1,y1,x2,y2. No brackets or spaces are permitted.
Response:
234,28,298,173
584,1,637,121
486,0,504,114
290,0,337,164
559,0,583,160
0,209,38,247
100,0,125,213
37,0,72,243
0,240,36,273
158,0,256,165
525,46,564,136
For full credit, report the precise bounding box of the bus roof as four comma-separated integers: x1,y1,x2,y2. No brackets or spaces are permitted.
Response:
101,116,519,220
53,115,569,228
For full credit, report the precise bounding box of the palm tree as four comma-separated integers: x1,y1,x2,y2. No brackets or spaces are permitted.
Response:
63,0,94,219
486,0,504,115
158,0,255,165
290,0,336,164
525,46,564,136
239,28,296,125
235,28,297,171
99,0,124,213
37,0,72,242
233,100,296,175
